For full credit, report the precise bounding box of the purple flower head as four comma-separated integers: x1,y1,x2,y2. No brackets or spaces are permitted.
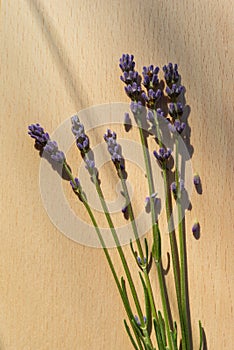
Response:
163,63,179,85
28,123,50,148
142,65,160,89
166,84,184,99
44,140,66,164
119,54,135,72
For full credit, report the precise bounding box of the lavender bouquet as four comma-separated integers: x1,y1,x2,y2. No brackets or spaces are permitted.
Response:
28,54,204,350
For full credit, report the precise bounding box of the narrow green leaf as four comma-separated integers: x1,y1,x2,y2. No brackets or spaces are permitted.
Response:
120,277,134,320
139,272,152,335
199,320,203,350
153,318,165,350
169,321,178,349
152,224,161,262
124,319,140,350
158,311,166,347
144,238,149,262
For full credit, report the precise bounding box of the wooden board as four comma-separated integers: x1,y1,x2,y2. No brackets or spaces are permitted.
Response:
0,0,233,349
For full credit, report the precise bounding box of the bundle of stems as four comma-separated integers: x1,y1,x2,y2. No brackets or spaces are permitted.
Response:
28,54,204,350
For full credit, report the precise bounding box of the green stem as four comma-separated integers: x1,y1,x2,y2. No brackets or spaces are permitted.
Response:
153,111,186,350
63,162,144,350
162,165,186,350
175,137,191,350
136,118,175,350
118,166,158,322
93,175,153,347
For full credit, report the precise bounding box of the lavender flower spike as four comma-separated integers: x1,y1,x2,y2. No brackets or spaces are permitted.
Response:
28,123,50,149
71,115,90,153
104,129,123,166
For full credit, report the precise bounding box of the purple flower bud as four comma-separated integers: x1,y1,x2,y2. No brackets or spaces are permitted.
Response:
137,256,142,264
153,147,172,166
192,221,200,234
193,174,201,186
134,315,141,326
171,182,177,193
171,181,177,199
70,177,80,190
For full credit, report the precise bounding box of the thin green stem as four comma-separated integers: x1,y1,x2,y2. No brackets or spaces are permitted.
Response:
63,162,144,350
153,111,186,350
93,175,153,347
118,166,158,321
136,118,175,350
175,137,191,350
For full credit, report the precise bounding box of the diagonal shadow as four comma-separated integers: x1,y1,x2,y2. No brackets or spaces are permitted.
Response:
26,0,85,109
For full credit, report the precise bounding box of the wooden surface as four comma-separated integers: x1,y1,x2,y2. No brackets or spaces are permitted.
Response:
1,0,233,349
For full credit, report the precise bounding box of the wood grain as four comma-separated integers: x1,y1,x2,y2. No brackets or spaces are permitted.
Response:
0,0,233,349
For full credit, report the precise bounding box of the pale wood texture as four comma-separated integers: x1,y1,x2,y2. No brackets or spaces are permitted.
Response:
0,0,233,349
